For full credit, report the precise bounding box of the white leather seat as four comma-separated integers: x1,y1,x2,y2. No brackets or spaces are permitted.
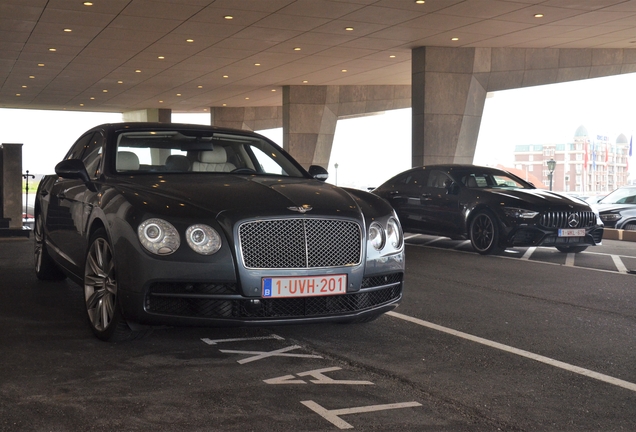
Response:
116,151,140,171
192,147,236,172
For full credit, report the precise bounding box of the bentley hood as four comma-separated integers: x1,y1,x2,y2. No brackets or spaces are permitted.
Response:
113,174,365,221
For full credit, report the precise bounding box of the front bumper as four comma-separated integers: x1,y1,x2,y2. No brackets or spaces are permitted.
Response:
507,225,603,248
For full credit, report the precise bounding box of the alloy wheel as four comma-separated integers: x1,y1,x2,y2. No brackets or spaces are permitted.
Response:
84,237,117,332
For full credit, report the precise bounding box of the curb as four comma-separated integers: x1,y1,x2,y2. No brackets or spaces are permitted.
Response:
603,228,636,242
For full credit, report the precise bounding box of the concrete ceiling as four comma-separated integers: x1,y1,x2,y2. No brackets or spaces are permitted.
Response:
2,0,636,113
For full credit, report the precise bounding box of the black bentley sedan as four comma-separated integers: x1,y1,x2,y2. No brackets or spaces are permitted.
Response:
373,164,603,255
34,123,404,341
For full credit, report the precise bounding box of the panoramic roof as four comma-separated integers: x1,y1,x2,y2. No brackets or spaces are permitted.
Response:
2,0,636,113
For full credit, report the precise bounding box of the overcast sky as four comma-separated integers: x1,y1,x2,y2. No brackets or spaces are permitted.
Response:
2,72,635,187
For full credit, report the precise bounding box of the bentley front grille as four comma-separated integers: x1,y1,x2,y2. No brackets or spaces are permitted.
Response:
539,211,596,229
238,218,362,269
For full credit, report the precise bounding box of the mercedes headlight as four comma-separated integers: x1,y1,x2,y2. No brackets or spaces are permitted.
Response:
503,207,539,219
369,222,385,251
186,224,222,255
600,213,621,222
138,218,180,255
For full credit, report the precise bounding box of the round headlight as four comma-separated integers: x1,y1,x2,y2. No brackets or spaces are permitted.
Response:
386,217,403,249
186,224,222,255
369,222,385,251
138,218,180,255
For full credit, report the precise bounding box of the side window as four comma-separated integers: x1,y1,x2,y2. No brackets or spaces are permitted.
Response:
426,170,451,188
406,171,427,186
82,132,105,179
65,132,95,160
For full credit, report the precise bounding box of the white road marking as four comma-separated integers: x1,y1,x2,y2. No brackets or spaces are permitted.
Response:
264,367,374,385
301,400,422,429
611,254,629,273
405,237,636,276
565,252,575,267
201,334,284,345
387,311,636,393
220,345,323,364
520,247,536,260
453,240,471,249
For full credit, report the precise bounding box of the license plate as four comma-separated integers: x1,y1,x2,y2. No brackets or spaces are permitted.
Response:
262,275,347,298
558,229,585,237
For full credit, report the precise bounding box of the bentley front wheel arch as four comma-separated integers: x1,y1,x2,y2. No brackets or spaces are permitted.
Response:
84,228,150,342
469,209,504,255
34,209,66,281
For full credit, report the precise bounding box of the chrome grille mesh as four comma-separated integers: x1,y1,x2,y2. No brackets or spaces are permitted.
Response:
239,218,362,269
539,211,596,229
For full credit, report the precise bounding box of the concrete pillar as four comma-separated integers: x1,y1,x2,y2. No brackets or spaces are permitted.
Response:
412,47,488,167
210,107,282,131
1,144,23,229
123,108,171,123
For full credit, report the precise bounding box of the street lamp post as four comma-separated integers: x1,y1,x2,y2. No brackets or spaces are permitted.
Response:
547,158,556,191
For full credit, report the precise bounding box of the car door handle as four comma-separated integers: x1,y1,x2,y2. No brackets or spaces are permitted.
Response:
56,192,66,200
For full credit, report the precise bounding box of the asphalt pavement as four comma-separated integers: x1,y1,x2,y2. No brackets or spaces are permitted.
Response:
2,237,636,431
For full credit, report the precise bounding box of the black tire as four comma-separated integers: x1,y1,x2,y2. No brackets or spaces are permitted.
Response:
34,211,66,281
556,246,588,253
84,229,150,342
622,223,636,231
469,210,504,255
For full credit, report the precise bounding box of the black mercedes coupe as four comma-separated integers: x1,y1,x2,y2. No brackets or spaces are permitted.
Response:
34,123,404,341
373,164,603,255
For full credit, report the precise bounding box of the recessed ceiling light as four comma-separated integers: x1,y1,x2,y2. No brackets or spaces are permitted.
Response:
158,56,165,59
203,108,208,111
341,69,347,72
451,37,459,41
186,39,194,43
15,93,20,97
117,80,123,84
415,0,425,3
102,89,108,93
254,63,261,66
159,100,163,103
294,47,301,51
534,13,544,18
245,97,249,100
21,85,27,88
83,2,93,5
224,15,233,20
389,55,396,58
63,28,72,32
80,103,84,106
223,103,227,106
176,93,182,96
135,69,141,73
90,97,95,100
302,80,308,83
38,63,44,67
271,89,276,92
223,75,229,78
197,85,203,88
345,27,354,31
29,75,35,79
49,48,56,52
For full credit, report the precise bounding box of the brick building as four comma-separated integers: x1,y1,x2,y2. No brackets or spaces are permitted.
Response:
514,125,631,194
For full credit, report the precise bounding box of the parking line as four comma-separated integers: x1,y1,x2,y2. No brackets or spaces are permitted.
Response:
520,247,536,260
565,253,575,267
387,311,636,393
611,255,629,273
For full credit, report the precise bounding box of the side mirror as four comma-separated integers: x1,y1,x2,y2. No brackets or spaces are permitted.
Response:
55,159,90,183
308,165,329,182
